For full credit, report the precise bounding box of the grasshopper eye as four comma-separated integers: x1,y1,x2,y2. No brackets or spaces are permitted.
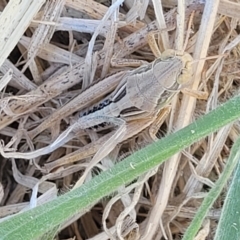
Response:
177,67,192,84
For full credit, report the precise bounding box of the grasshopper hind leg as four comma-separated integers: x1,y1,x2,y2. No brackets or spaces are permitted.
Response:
73,115,127,189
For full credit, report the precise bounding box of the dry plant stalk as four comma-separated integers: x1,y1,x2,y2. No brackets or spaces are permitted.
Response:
0,0,240,239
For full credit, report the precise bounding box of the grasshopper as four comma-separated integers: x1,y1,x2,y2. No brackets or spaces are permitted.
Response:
0,49,193,184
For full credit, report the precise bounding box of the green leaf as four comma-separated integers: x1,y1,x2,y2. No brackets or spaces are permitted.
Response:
183,136,240,240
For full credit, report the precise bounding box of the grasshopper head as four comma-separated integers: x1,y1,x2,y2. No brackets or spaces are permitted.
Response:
161,49,193,85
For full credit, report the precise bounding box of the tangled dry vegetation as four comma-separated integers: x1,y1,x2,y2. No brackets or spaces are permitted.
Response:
0,0,240,239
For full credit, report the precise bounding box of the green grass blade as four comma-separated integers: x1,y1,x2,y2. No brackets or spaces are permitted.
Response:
182,136,240,240
213,137,240,240
1,94,240,239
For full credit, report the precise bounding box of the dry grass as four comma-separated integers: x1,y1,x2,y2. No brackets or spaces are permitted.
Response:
0,0,240,239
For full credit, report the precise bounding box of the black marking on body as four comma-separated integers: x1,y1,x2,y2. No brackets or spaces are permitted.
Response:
78,70,126,116
112,87,127,103
156,81,179,107
120,106,142,115
80,98,112,117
